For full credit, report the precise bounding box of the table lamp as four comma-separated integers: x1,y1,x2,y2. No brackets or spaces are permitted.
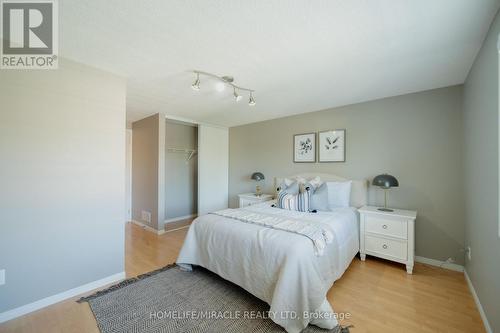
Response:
251,172,265,196
372,174,399,212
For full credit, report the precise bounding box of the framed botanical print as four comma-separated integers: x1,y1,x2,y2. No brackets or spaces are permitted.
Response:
318,129,346,162
293,133,316,163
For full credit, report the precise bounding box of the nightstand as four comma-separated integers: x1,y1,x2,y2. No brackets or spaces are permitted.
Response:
238,193,273,208
359,206,417,274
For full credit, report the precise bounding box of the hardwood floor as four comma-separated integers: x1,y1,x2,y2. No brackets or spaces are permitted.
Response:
0,222,485,333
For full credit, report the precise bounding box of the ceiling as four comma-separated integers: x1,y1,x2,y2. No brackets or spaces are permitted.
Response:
59,0,500,127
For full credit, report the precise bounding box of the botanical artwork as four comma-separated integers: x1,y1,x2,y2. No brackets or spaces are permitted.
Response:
319,130,345,162
294,133,316,163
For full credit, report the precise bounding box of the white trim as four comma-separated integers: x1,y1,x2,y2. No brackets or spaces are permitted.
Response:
131,220,164,235
415,256,464,272
125,129,133,223
164,214,197,224
464,270,492,333
164,225,191,233
0,272,125,324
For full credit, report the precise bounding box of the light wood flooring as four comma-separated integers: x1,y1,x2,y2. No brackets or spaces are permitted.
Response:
0,222,485,333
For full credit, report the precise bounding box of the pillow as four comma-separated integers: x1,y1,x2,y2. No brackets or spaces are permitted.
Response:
276,187,311,212
276,181,299,194
308,176,323,190
282,178,296,187
298,176,323,193
310,182,329,211
326,181,352,209
295,176,307,184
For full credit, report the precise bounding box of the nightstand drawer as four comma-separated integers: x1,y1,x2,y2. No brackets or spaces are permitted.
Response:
239,198,256,207
238,194,273,208
365,235,407,260
365,215,407,239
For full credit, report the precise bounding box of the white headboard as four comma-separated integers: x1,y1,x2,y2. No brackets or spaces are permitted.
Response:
274,173,368,208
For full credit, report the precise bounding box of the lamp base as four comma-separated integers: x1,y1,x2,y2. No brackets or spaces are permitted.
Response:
378,207,394,212
255,185,261,197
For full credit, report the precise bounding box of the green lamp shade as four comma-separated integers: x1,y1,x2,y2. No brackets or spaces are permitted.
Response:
251,172,265,181
372,174,399,189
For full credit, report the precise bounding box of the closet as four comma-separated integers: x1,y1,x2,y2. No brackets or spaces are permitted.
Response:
165,119,198,223
131,114,228,232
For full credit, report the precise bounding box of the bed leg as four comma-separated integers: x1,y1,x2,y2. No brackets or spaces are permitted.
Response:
360,253,366,261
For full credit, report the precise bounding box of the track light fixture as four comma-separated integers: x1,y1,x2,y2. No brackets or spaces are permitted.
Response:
233,88,242,102
249,92,256,106
191,73,200,91
191,70,255,106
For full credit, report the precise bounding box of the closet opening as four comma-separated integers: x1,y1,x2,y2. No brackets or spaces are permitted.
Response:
164,119,198,232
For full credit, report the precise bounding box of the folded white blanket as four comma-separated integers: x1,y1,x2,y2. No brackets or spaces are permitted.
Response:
211,208,334,256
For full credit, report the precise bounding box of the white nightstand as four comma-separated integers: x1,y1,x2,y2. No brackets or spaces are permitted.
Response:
238,193,273,208
359,206,417,274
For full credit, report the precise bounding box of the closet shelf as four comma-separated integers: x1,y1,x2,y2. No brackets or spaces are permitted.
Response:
167,147,197,162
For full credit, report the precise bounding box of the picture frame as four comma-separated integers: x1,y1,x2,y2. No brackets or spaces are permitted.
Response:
318,129,346,162
293,133,316,163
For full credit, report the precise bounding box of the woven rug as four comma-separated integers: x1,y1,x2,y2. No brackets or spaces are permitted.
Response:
78,265,350,333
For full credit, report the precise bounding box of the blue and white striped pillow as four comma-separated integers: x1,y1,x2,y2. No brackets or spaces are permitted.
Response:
277,186,311,212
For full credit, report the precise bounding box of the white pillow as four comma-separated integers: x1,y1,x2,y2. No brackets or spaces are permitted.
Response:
282,178,296,187
326,181,352,209
308,176,323,190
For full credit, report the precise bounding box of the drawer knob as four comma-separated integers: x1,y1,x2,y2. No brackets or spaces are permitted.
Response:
382,224,388,229
382,244,388,249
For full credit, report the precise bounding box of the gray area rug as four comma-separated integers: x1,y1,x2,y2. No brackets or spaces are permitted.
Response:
78,265,350,333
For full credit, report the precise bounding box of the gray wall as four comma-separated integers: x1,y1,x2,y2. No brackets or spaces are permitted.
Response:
131,113,166,230
0,59,126,312
229,86,465,264
463,9,500,333
165,121,198,220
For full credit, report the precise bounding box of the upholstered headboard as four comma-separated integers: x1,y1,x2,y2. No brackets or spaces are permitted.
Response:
274,173,368,208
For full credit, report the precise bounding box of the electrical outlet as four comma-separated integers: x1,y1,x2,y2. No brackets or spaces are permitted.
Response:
141,210,151,224
0,269,5,286
466,246,472,261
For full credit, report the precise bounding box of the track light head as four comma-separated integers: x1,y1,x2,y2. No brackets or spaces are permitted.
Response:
191,73,200,91
248,92,256,106
233,88,242,102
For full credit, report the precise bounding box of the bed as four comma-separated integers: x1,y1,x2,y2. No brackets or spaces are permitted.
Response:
177,173,368,333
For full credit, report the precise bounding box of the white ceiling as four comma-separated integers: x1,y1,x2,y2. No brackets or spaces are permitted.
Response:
59,0,500,127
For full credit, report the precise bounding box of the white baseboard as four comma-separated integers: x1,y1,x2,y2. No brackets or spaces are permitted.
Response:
164,225,191,233
164,214,197,224
131,220,163,235
415,256,464,272
0,271,125,324
464,270,492,333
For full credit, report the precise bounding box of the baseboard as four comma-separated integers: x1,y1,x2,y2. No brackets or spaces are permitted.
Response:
464,270,492,333
164,225,191,233
0,271,125,324
164,214,197,224
131,220,163,235
415,256,464,272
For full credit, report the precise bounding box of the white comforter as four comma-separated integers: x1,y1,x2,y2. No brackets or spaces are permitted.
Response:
176,202,359,333
211,208,334,256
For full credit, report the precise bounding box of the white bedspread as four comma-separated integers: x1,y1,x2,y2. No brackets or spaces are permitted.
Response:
176,202,359,333
211,208,334,256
